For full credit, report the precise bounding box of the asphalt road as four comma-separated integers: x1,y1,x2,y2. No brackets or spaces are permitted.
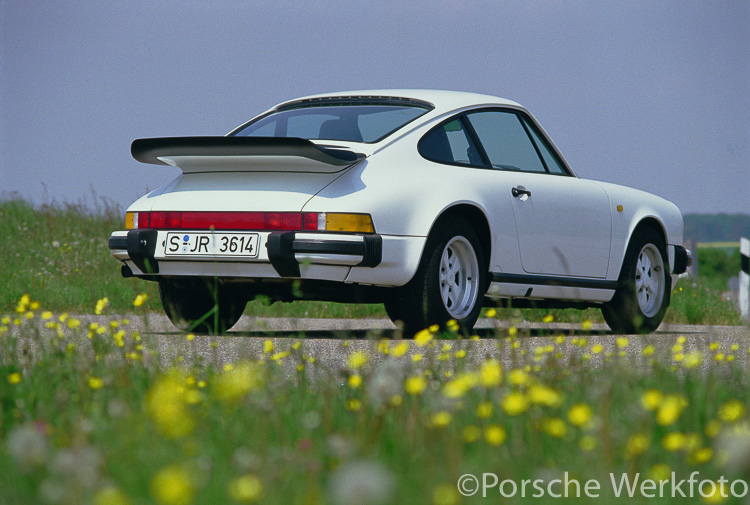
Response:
102,315,750,373
8,314,749,375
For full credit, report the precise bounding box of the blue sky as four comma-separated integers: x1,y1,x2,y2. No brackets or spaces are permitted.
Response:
1,0,747,214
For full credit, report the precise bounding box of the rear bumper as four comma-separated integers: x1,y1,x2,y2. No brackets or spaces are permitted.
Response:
672,245,692,275
109,229,384,280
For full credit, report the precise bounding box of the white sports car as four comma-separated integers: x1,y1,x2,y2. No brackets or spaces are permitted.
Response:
109,90,691,335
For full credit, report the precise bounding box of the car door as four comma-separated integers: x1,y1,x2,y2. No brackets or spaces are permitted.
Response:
465,109,612,278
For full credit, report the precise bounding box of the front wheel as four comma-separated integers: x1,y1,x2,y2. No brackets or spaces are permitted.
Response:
389,218,487,335
159,279,246,334
602,228,671,334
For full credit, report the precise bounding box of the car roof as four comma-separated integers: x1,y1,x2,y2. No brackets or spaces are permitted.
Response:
272,89,524,115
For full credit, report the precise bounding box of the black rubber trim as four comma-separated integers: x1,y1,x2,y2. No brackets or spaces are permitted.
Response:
742,253,749,275
131,136,364,166
292,240,365,255
266,232,300,277
491,273,618,290
266,232,382,277
360,235,383,267
672,245,690,275
108,235,128,250
126,230,159,274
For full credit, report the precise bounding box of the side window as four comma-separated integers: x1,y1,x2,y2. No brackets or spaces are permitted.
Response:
466,111,546,173
522,117,568,175
418,119,484,166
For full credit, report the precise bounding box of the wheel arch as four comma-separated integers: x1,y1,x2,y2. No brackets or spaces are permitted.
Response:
614,216,668,280
424,203,492,271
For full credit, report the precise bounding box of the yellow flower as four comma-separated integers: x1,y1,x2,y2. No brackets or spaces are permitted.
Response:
93,486,131,505
479,359,502,387
476,402,493,419
542,314,554,323
150,465,194,505
717,399,744,423
689,447,713,465
454,349,467,358
486,308,497,318
701,482,729,504
414,329,433,347
94,297,109,315
227,474,263,503
348,374,362,389
656,395,687,426
446,319,459,332
528,384,562,407
411,354,423,362
590,344,603,354
263,340,274,353
430,411,452,428
662,432,687,452
346,399,362,411
507,369,530,386
640,389,664,411
508,326,518,337
404,375,427,396
643,345,655,356
391,342,409,357
7,372,22,385
347,351,368,369
683,351,702,369
542,418,568,438
625,433,650,458
433,483,460,505
582,319,593,330
214,362,263,404
133,293,148,307
147,372,195,438
648,464,672,481
705,419,722,438
502,392,530,416
88,377,104,390
567,403,593,427
616,337,629,349
66,318,81,329
484,425,507,446
443,372,477,399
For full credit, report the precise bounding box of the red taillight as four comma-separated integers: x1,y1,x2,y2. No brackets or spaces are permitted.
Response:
137,211,319,231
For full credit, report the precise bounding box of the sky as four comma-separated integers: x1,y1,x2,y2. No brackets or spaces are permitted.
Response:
1,0,748,215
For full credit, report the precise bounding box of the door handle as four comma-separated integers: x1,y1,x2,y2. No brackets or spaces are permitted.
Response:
512,186,531,198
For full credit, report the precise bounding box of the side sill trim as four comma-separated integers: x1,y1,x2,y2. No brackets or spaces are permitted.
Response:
491,273,618,290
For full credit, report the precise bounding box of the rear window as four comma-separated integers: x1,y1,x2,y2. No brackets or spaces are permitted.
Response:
231,102,430,143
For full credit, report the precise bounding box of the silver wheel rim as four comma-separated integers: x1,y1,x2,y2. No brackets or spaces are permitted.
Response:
635,244,665,318
439,236,479,320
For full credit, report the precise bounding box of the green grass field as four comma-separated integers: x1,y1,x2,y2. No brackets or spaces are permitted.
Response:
0,198,744,326
2,198,749,504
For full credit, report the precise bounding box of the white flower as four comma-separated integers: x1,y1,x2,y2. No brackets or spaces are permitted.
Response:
328,460,395,505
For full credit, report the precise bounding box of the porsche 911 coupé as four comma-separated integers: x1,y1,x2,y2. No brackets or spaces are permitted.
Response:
109,90,691,334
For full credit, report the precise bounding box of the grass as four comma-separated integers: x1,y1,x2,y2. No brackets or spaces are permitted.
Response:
0,197,744,326
1,300,750,504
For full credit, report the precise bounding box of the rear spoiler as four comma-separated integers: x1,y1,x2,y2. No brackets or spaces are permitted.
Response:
131,137,366,174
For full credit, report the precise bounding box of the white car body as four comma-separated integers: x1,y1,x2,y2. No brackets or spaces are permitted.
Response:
109,90,691,334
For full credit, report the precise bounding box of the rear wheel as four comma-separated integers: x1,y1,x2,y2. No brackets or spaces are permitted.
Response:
602,228,670,334
159,279,246,334
389,218,487,335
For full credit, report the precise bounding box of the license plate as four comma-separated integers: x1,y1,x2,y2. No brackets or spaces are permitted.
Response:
165,233,260,258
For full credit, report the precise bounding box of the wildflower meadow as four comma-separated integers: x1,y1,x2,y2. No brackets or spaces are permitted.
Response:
2,294,750,505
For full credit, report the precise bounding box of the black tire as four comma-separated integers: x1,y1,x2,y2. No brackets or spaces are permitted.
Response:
602,227,671,334
159,279,246,334
389,218,487,336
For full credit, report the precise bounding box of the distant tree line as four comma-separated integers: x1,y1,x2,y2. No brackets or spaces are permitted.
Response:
684,214,750,242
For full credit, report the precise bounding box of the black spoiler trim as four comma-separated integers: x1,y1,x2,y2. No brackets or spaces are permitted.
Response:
131,137,365,166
